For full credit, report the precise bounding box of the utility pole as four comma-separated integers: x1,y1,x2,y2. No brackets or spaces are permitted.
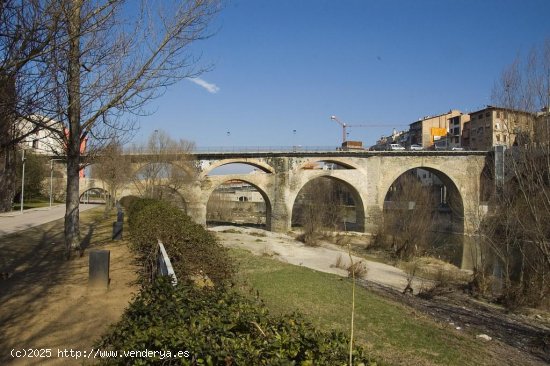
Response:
20,149,26,213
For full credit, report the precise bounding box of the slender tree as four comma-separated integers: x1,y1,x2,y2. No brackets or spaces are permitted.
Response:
130,129,196,199
92,138,131,211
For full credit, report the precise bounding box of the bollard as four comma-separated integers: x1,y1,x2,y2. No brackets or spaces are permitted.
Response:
112,221,123,240
89,249,110,288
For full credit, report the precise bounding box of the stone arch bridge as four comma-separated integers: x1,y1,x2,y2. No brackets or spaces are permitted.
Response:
81,150,490,269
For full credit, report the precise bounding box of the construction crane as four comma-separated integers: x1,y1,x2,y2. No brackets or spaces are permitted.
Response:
330,115,396,144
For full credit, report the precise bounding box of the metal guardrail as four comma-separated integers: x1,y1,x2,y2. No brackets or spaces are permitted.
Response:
157,240,177,286
191,146,340,153
123,146,488,156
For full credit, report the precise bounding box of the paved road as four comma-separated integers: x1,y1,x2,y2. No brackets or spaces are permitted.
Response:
0,204,100,237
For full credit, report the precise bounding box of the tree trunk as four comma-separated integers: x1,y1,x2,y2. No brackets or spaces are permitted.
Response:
0,147,17,212
64,150,81,254
64,0,83,257
0,73,17,212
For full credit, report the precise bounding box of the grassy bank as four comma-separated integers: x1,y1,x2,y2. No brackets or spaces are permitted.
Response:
231,248,493,366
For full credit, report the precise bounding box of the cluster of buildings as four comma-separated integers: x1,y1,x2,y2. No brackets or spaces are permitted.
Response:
369,105,550,151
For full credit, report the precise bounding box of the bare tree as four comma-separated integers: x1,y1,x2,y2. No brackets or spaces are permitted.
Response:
0,0,63,211
130,129,196,200
481,39,550,308
376,172,436,260
7,0,219,256
293,178,352,246
92,138,131,211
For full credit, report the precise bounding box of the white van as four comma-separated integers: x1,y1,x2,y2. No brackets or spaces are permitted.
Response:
389,144,405,151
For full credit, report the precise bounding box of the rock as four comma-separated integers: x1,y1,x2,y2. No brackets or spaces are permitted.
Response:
476,334,492,341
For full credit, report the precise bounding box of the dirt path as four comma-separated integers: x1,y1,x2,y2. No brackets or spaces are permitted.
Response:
212,225,550,365
0,208,138,365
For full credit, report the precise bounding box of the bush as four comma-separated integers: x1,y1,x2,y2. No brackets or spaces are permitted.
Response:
97,277,376,366
127,198,234,286
347,260,368,279
119,195,139,211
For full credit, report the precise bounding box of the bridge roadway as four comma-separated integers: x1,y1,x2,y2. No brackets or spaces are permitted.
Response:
80,149,490,269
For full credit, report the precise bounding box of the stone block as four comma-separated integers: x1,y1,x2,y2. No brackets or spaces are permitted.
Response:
89,249,110,288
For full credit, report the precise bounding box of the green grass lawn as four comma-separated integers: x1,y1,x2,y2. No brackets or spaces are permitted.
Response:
231,248,493,366
12,198,60,210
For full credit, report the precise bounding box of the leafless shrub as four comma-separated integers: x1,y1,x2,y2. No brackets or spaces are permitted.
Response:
293,178,354,246
331,254,345,269
346,260,367,279
418,268,454,299
402,260,418,295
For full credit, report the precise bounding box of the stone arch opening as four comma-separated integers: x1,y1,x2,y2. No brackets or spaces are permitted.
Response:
206,179,272,230
381,167,464,264
203,160,273,177
79,187,109,204
153,185,187,212
291,176,365,232
299,159,357,170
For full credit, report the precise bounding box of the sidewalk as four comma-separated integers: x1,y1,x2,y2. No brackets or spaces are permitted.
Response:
0,204,100,237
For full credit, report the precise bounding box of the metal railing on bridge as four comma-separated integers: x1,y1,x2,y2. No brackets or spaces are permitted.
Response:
191,146,341,153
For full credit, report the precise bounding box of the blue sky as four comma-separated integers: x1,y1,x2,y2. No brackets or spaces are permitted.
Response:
133,0,550,148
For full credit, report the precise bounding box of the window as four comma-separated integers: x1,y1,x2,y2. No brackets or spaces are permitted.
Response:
497,111,502,118
32,139,39,149
495,123,500,130
503,135,507,142
485,112,491,117
496,135,500,142
478,114,483,120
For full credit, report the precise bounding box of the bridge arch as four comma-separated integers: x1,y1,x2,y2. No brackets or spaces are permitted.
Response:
79,187,109,204
296,158,358,170
379,164,466,218
380,166,467,265
204,178,273,230
290,174,366,232
199,159,274,178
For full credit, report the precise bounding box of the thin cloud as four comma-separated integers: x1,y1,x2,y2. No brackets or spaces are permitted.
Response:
189,77,220,94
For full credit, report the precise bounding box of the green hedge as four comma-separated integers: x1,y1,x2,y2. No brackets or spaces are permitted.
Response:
97,277,376,366
127,198,234,286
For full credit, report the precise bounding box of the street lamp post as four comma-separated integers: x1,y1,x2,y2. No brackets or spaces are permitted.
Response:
49,158,63,208
20,149,27,213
